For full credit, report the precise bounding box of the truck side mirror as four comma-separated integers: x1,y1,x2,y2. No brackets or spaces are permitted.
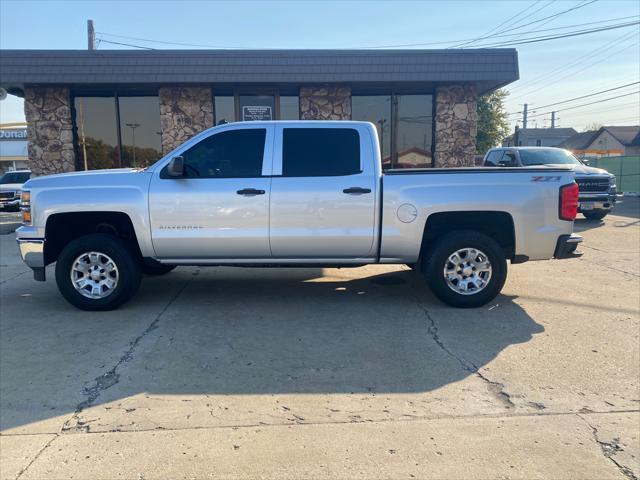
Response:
166,156,184,178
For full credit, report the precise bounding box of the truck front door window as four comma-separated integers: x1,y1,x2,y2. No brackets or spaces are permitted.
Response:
182,129,266,178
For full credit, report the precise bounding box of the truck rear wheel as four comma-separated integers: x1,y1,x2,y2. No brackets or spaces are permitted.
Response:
55,233,142,311
423,230,507,308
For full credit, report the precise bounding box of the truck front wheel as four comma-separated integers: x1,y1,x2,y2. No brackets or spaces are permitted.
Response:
423,230,507,308
55,233,142,311
583,209,608,220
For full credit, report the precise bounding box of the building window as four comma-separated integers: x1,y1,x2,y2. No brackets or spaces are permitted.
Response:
536,139,542,146
214,96,235,125
352,96,392,168
215,93,299,123
395,94,432,169
239,94,275,121
74,94,161,170
352,93,432,169
74,96,120,170
118,96,162,168
279,96,300,120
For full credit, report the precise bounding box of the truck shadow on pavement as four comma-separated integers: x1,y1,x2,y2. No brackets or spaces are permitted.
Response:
1,266,544,432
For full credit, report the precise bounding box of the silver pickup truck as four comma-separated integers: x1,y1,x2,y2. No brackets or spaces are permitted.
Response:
16,121,582,311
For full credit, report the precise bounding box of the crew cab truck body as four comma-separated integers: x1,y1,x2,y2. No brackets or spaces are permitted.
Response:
483,146,620,220
16,121,582,311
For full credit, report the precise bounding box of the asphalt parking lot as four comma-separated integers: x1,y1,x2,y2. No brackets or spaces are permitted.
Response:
1,200,638,480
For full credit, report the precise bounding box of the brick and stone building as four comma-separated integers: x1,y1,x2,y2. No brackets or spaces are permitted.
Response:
0,49,518,174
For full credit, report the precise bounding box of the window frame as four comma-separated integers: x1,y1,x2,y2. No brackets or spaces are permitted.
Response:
271,123,373,178
351,92,435,169
280,127,362,178
213,88,301,123
484,150,503,166
155,122,275,179
71,90,162,170
175,128,268,179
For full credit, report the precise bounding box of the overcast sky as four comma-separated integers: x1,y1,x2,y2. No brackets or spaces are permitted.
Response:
0,0,638,132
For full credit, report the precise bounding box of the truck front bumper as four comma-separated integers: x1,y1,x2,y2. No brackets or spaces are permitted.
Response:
16,238,46,281
554,234,583,259
578,192,623,212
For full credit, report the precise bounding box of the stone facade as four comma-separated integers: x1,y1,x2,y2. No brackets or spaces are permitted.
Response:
24,87,76,175
159,87,214,154
434,85,478,167
300,87,351,120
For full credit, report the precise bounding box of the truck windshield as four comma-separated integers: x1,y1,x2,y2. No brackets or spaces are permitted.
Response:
0,172,30,184
519,149,581,166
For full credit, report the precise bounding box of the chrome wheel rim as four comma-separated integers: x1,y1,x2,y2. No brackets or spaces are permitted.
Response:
443,248,492,295
70,251,119,299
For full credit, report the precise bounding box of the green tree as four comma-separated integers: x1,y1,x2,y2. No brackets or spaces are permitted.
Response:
476,89,510,154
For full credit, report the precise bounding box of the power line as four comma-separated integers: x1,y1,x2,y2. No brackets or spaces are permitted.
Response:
528,91,640,118
96,19,638,52
450,0,547,48
96,32,251,49
470,20,639,48
508,35,639,101
508,30,637,94
559,102,640,117
508,82,640,115
478,0,598,39
97,38,155,50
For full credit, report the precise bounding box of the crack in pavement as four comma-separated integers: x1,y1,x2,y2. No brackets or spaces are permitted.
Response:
14,434,58,480
0,269,31,286
60,270,198,434
5,410,639,439
578,413,638,480
405,273,515,409
578,257,640,278
422,304,515,409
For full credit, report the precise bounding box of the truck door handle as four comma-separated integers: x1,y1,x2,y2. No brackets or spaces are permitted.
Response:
236,188,265,196
343,187,371,195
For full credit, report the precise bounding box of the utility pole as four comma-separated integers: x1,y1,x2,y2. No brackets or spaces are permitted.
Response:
87,20,95,50
377,118,387,160
522,104,528,129
126,123,140,166
551,111,556,129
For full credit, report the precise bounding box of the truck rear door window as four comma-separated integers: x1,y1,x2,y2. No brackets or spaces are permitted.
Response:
282,128,360,177
181,129,266,178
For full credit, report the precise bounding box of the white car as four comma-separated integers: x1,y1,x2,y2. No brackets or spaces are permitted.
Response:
0,170,31,211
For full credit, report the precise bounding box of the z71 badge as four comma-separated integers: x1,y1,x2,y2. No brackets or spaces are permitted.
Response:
531,175,561,182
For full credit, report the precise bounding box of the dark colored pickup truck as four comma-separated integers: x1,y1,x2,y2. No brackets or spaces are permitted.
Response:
483,147,621,220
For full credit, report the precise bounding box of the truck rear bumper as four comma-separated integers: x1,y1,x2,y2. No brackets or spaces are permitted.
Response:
554,234,583,259
16,238,46,281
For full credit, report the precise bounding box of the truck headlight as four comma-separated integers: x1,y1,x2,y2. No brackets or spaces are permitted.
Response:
20,190,31,224
609,174,616,187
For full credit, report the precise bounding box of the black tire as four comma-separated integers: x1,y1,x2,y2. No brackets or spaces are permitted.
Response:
55,233,142,311
423,230,507,308
583,209,608,220
141,264,176,276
